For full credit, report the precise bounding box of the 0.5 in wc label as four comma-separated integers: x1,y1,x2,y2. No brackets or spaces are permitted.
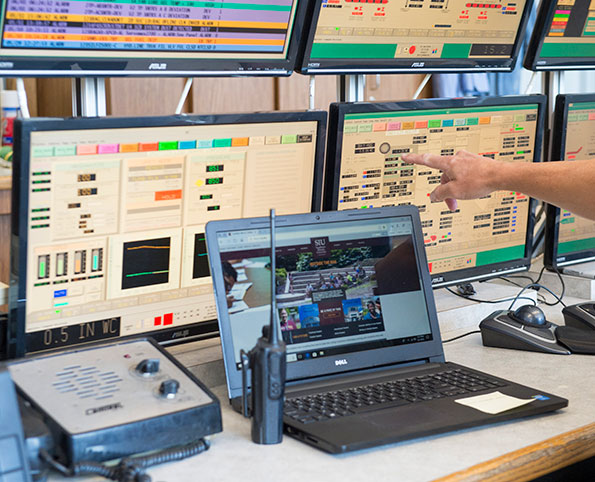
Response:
26,317,121,353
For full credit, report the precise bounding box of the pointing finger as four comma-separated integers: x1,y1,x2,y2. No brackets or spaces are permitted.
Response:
402,153,453,171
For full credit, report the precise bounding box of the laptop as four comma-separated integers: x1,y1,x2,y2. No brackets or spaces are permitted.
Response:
205,206,567,453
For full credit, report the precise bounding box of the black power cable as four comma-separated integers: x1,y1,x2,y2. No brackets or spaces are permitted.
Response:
40,438,210,482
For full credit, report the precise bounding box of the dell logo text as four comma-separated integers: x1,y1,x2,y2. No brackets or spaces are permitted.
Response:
335,359,348,366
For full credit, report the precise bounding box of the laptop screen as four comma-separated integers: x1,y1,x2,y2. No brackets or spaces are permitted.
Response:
214,215,433,370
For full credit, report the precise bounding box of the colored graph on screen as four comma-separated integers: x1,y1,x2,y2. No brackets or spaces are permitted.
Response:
121,238,171,290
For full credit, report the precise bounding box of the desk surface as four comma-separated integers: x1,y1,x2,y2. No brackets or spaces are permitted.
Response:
39,294,595,482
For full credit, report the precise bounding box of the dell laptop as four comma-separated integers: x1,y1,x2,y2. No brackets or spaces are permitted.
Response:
205,206,567,453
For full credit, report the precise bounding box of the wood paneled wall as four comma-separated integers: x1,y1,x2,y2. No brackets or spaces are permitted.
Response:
22,74,432,117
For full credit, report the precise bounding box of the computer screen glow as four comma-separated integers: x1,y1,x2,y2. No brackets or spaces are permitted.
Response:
299,0,532,72
556,101,595,257
328,100,542,285
18,115,321,353
0,0,303,75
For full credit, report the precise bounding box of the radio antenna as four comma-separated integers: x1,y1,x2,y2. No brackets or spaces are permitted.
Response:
269,208,279,344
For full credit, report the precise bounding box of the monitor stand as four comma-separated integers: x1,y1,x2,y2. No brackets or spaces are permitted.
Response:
531,261,595,300
433,281,538,334
71,78,107,117
337,75,365,102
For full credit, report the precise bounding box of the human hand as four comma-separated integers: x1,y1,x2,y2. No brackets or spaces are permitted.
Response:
402,150,501,211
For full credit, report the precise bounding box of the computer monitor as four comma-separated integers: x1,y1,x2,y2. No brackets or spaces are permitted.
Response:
297,0,534,74
6,111,326,357
0,0,308,76
524,0,595,70
324,95,546,288
544,93,595,270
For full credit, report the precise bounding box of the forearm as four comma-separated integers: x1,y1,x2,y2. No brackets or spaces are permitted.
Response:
496,160,595,220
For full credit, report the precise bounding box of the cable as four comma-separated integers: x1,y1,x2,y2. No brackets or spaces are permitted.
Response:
524,71,537,95
540,267,566,307
501,273,536,284
514,265,566,307
16,78,31,118
507,282,566,310
445,286,537,306
442,330,481,344
495,277,547,304
41,439,210,482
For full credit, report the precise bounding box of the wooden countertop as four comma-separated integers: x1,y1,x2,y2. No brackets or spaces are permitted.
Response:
436,422,595,482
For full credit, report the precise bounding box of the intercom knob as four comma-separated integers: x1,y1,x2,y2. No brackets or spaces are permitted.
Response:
135,358,160,376
159,379,180,398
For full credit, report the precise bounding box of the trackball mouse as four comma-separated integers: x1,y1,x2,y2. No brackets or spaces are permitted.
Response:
510,305,547,326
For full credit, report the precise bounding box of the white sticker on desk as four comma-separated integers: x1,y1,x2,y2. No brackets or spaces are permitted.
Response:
454,391,535,414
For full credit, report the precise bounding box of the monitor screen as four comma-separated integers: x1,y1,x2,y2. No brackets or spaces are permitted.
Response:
214,214,432,370
7,111,326,357
0,0,307,76
524,0,595,70
544,94,595,269
297,0,534,74
324,96,546,287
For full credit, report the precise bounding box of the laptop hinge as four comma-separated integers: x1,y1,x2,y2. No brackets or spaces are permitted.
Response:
429,354,446,363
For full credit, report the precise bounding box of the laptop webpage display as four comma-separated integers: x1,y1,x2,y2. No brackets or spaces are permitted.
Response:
215,215,433,372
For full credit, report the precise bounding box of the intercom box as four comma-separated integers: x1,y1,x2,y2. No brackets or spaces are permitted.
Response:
8,337,222,465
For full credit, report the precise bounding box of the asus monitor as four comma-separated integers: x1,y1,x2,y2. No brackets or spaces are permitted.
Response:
6,110,326,357
0,0,308,76
324,95,546,288
298,0,534,74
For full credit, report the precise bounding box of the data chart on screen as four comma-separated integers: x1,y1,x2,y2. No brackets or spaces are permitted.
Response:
334,103,539,276
23,117,320,352
302,0,530,71
0,0,302,74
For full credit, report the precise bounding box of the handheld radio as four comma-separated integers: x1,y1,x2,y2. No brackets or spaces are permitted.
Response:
240,208,287,444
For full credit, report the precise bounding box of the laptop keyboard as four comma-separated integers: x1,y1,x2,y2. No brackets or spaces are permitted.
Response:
284,368,507,424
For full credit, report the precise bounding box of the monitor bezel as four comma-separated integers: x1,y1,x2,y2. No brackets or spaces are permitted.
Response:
324,95,546,288
544,93,595,270
0,0,309,77
205,206,445,401
296,0,535,74
524,0,595,71
6,110,327,359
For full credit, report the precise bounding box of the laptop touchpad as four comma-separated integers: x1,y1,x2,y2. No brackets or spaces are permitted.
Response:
362,404,460,432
